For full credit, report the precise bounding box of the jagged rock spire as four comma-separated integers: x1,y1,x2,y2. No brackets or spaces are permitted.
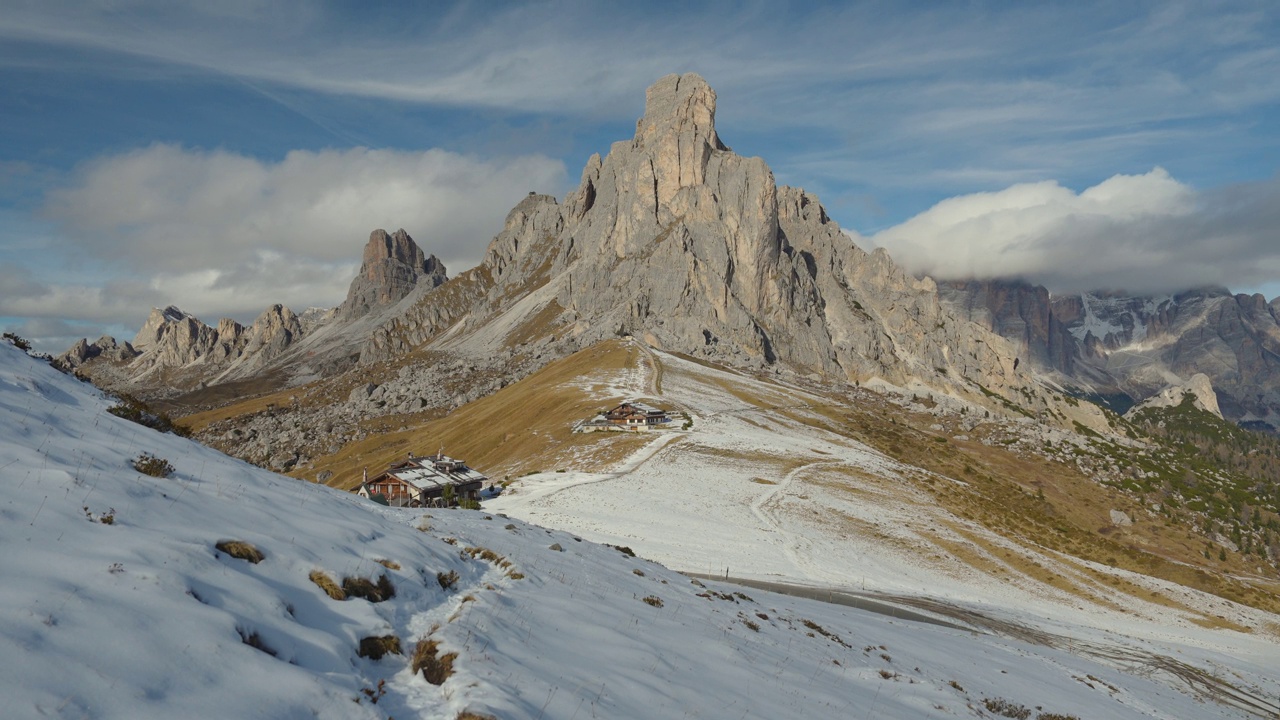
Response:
337,229,446,320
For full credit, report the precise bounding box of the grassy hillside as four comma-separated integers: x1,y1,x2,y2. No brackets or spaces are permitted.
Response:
302,339,662,490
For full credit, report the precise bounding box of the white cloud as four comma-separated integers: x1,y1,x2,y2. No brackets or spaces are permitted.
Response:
860,168,1280,295
31,144,566,331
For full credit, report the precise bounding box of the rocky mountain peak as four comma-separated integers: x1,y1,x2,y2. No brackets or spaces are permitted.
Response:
337,228,447,321
635,73,726,208
133,306,190,350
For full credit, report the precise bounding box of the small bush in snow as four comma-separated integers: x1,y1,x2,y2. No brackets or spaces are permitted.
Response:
343,574,395,602
412,639,456,685
1035,714,1081,720
374,558,401,570
107,393,192,437
642,595,664,608
983,698,1031,720
215,540,264,564
133,452,174,478
3,332,31,351
437,570,460,591
357,635,403,660
84,506,115,525
309,570,345,600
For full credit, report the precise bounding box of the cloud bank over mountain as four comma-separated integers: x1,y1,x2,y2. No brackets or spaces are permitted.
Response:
859,168,1280,295
2,145,565,348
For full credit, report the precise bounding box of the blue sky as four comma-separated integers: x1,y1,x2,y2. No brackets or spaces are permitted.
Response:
2,0,1279,351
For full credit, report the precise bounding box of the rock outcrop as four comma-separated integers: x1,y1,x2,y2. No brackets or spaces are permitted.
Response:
336,229,446,321
1126,373,1222,419
59,335,139,368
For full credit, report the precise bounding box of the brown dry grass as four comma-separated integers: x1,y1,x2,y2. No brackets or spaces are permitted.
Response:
342,574,396,603
309,570,346,600
810,395,1280,617
308,339,654,488
412,639,456,685
215,540,264,564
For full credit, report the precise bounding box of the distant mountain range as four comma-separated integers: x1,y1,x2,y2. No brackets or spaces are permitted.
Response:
940,280,1280,431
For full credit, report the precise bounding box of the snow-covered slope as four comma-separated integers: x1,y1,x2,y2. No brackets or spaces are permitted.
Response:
2,340,1277,719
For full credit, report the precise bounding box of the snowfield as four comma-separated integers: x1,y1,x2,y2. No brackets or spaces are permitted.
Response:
3,340,1279,719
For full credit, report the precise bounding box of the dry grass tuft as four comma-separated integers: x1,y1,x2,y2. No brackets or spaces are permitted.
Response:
642,595,664,608
374,558,401,570
309,570,345,600
412,639,457,685
455,712,497,720
357,635,403,660
215,540,264,564
437,569,460,590
343,574,396,603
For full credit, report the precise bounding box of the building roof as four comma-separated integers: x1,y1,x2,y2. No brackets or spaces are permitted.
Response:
375,454,488,493
609,400,666,415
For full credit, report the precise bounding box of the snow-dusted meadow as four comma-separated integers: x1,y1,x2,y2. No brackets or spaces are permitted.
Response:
490,347,1280,718
3,340,1278,718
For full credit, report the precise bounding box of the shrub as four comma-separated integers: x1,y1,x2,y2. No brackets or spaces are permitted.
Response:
357,635,403,660
743,619,760,631
133,452,174,478
1036,714,1080,720
437,570,460,591
216,540,264,564
374,558,401,570
107,393,191,436
983,698,1031,720
343,574,395,602
309,570,345,600
412,639,456,685
3,332,31,351
642,595,664,607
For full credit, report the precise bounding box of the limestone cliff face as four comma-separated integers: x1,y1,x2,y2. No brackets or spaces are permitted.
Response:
939,280,1076,374
337,229,446,321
